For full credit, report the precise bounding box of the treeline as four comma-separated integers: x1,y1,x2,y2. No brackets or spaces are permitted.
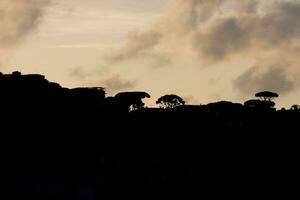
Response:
1,71,299,114
1,71,299,134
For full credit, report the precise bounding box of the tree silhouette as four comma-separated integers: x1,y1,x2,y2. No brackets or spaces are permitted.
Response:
290,104,300,111
255,91,279,101
156,94,185,109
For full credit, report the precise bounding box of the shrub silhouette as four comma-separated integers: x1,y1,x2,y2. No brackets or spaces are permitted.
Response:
114,91,150,112
205,101,243,112
70,87,105,99
244,99,275,109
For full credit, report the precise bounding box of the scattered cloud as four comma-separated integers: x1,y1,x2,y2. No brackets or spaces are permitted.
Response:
102,75,136,93
183,95,199,104
105,30,162,63
105,0,300,95
234,63,296,95
70,66,90,80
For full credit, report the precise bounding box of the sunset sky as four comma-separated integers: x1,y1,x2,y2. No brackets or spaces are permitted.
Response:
1,0,300,108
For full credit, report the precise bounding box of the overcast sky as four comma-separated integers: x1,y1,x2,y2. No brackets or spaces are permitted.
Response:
1,0,300,108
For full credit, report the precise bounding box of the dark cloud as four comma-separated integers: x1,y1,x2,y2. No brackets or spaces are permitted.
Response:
194,1,300,62
194,17,250,61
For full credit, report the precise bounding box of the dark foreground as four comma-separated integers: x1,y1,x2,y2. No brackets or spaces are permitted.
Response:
0,72,299,199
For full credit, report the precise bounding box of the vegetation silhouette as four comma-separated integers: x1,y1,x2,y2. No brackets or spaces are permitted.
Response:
114,91,150,112
255,91,279,101
156,94,185,109
290,104,300,111
0,71,299,199
244,91,278,111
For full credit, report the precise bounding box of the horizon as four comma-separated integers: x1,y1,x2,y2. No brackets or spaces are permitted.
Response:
0,70,290,110
1,0,300,108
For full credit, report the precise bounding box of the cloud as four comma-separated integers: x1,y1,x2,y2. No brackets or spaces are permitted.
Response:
104,0,221,65
0,0,51,66
193,17,250,61
234,64,295,95
183,95,199,104
105,30,162,63
102,75,136,93
105,0,300,95
70,66,90,80
193,1,300,62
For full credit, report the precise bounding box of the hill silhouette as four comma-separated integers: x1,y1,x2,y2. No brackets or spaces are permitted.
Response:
0,71,299,199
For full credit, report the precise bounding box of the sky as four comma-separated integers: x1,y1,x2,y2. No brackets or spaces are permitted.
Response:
1,0,300,108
